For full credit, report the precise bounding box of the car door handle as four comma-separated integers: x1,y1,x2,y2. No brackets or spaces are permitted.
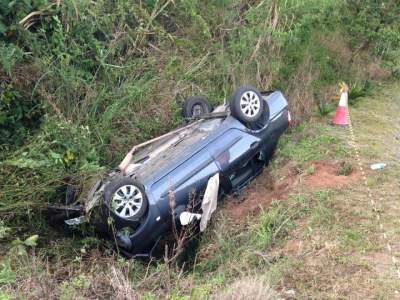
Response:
250,141,260,149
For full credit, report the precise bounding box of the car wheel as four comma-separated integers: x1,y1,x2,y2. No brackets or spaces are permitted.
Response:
183,96,212,118
104,177,148,222
230,85,267,124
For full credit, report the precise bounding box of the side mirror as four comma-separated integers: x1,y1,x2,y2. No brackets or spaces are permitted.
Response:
179,212,201,226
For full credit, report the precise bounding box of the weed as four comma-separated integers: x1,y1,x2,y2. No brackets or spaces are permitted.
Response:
337,161,353,176
253,206,294,249
0,0,398,298
305,164,316,175
340,229,373,253
348,81,372,104
278,123,343,164
60,274,91,300
0,221,10,239
214,276,279,300
308,190,335,228
0,291,11,300
0,261,16,285
317,100,335,116
0,82,42,151
0,43,24,76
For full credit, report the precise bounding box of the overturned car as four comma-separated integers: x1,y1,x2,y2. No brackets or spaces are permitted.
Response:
50,85,291,257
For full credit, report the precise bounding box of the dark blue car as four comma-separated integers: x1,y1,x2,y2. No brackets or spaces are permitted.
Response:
55,85,290,257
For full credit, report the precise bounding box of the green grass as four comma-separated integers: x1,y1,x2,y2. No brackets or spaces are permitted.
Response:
340,228,374,253
0,0,392,230
307,190,335,228
2,83,400,298
274,122,349,171
0,0,399,298
0,3,392,183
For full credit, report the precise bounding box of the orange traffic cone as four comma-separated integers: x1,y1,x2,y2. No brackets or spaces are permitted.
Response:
332,83,349,126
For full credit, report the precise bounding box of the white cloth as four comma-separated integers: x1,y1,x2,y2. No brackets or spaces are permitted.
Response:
200,173,220,232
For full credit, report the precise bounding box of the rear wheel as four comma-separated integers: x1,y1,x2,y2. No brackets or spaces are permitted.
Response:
104,177,148,222
230,85,267,124
182,96,212,118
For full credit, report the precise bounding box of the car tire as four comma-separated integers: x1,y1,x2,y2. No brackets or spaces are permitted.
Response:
230,85,267,124
103,177,148,222
183,96,212,118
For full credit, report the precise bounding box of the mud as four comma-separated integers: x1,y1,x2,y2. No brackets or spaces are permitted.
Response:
224,160,361,219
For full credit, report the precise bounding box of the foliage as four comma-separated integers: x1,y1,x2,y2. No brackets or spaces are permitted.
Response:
0,82,42,152
9,235,39,256
278,124,346,164
60,274,91,300
343,0,400,59
0,1,398,297
0,261,16,285
317,100,335,116
0,221,10,239
348,81,372,104
0,43,23,75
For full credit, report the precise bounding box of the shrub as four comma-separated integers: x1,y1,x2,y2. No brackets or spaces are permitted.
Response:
343,0,400,60
0,82,42,153
0,0,398,242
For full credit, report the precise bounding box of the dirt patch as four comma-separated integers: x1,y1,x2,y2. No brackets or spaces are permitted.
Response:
304,161,361,188
224,167,298,219
224,161,361,219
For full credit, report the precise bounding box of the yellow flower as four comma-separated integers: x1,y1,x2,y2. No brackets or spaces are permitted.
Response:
64,149,75,163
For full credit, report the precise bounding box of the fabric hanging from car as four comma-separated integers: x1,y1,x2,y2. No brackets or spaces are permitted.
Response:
200,173,219,232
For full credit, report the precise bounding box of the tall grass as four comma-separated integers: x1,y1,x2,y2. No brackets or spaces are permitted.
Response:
0,0,398,263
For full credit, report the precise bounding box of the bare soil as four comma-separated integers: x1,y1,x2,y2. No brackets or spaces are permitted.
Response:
224,160,361,219
305,160,361,188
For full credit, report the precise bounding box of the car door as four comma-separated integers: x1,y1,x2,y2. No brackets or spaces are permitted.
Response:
210,128,261,180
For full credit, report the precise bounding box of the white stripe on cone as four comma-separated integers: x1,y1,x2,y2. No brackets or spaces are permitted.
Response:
338,91,348,107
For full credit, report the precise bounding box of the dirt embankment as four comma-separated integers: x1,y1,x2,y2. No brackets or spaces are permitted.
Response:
224,160,361,219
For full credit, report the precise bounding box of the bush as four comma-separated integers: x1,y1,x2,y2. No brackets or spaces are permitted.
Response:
0,0,398,234
0,82,42,152
343,0,400,59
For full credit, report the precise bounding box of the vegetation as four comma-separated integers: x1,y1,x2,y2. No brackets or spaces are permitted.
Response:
0,0,399,298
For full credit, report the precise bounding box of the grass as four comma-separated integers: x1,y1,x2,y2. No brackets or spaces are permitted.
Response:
276,122,348,166
1,0,394,222
307,190,335,228
1,83,399,298
340,227,375,253
269,83,400,298
0,1,399,297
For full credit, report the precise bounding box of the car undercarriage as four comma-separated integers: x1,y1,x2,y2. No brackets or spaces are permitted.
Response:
48,85,290,257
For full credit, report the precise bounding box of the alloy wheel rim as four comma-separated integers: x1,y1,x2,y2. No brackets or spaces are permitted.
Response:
239,91,260,118
112,185,143,218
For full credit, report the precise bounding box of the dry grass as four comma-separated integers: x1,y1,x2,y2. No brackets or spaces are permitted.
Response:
2,83,399,299
267,83,400,299
318,31,353,65
213,276,279,300
353,53,392,82
286,55,316,123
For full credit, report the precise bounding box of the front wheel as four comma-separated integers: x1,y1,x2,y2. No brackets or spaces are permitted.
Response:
103,177,148,222
230,85,268,124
